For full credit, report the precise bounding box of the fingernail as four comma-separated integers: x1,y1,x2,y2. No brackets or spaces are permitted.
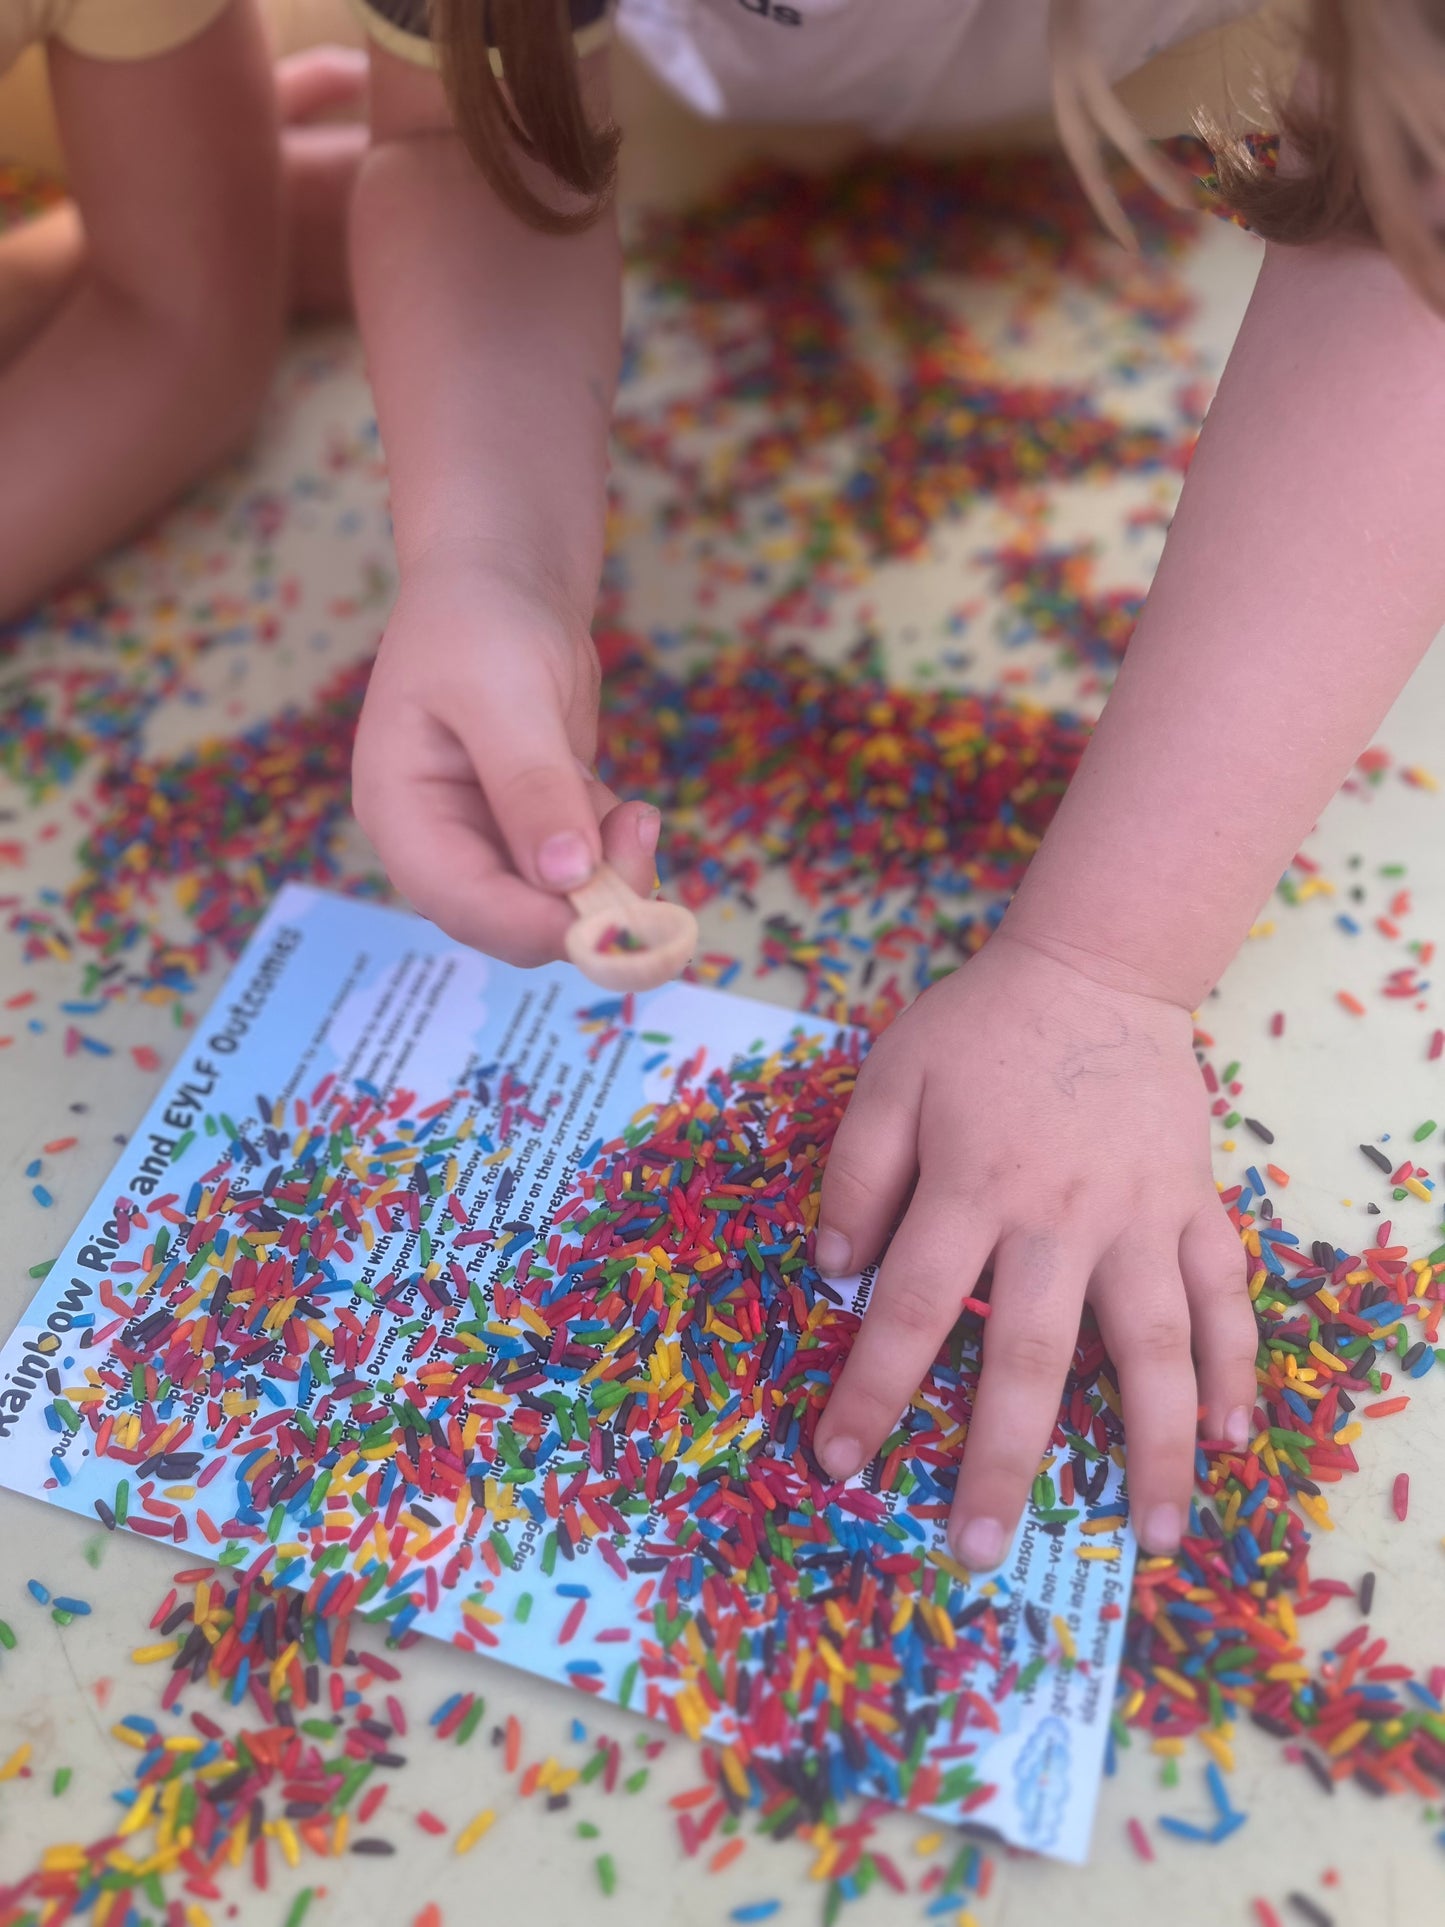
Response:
537,832,594,890
814,1228,851,1277
954,1517,1006,1570
1141,1503,1182,1554
818,1435,862,1481
636,806,661,853
1224,1406,1250,1449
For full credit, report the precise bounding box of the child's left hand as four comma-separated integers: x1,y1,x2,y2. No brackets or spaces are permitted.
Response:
810,931,1257,1566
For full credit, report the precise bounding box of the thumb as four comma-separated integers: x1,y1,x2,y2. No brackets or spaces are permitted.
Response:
598,795,663,899
458,694,603,898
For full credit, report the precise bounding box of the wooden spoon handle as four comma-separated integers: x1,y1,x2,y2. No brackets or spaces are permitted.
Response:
567,865,646,926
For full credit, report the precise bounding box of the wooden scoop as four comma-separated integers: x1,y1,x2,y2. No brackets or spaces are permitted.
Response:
565,862,699,992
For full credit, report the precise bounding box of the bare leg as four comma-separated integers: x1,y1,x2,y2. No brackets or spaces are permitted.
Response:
0,1,285,621
0,42,363,383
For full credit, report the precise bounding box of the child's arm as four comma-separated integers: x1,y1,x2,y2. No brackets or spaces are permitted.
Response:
0,0,284,619
814,234,1445,1565
349,46,657,966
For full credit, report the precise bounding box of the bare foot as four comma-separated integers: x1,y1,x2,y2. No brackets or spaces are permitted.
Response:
278,48,368,322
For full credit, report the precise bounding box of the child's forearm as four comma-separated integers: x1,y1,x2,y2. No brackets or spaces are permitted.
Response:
813,236,1444,1557
351,115,620,613
345,48,642,948
1007,236,1445,1009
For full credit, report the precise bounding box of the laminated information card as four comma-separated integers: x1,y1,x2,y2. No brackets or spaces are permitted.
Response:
0,885,1135,1861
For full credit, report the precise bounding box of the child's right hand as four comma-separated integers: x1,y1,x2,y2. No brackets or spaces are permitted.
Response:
352,554,660,964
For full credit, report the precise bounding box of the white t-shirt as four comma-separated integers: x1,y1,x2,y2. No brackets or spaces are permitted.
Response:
616,0,1266,138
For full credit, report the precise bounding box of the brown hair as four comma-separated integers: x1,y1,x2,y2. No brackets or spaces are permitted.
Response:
432,0,619,234
434,0,1445,302
1050,0,1445,308
1207,1,1445,305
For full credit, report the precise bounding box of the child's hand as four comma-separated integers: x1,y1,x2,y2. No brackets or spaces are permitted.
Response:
811,933,1257,1565
352,555,659,964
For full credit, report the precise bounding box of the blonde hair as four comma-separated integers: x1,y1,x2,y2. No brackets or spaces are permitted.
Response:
437,0,1445,303
1208,0,1445,304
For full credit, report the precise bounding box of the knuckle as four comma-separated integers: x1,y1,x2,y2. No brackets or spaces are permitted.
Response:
1123,1303,1192,1360
882,1277,944,1342
1190,1203,1248,1272
1193,1264,1253,1330
1224,1295,1263,1344
823,1141,885,1215
829,1351,906,1436
1198,1226,1247,1286
1218,1252,1251,1299
1226,1332,1263,1373
988,1323,1067,1382
490,760,568,807
1195,1264,1248,1309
